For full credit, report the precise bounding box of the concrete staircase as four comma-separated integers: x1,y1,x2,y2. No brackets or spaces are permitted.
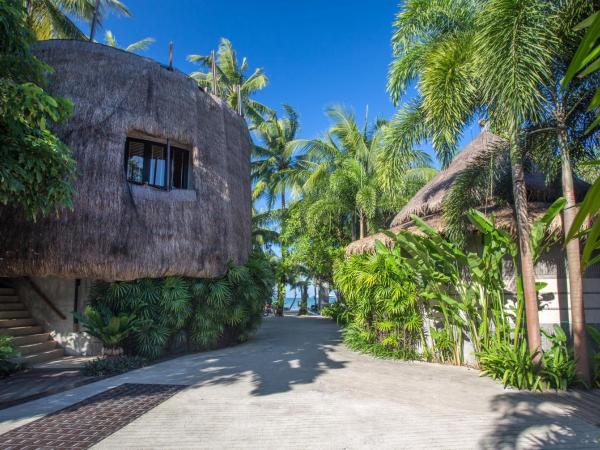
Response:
0,287,64,366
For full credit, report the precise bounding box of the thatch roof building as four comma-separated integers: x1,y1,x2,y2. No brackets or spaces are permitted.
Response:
346,132,587,255
0,40,252,280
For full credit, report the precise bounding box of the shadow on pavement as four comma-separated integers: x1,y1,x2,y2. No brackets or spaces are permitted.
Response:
184,316,348,396
479,390,600,449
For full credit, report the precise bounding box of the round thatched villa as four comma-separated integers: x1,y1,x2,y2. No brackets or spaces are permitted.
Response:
0,40,252,363
347,132,600,363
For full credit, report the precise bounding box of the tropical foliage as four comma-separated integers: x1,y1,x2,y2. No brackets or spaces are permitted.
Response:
333,202,581,390
387,0,599,383
75,305,138,355
0,335,20,377
104,30,154,53
0,0,76,221
89,250,275,359
188,38,271,123
24,0,130,40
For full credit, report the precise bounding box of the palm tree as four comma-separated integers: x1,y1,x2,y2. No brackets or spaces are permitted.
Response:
297,105,433,240
475,0,598,380
104,30,154,53
388,0,595,373
252,105,302,314
24,0,129,40
187,39,272,123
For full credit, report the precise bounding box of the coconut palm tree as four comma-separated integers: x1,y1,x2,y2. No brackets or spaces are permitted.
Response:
104,30,154,53
297,105,433,240
24,0,129,40
387,0,595,376
251,105,303,314
187,39,272,124
474,0,597,380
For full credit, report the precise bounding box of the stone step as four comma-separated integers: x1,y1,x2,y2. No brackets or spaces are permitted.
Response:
0,302,26,311
0,318,35,328
0,288,16,296
0,295,19,303
0,310,30,319
0,326,44,336
11,333,51,346
16,340,57,355
18,348,64,366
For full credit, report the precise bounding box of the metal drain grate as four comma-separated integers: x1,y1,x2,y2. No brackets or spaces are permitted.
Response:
0,383,185,450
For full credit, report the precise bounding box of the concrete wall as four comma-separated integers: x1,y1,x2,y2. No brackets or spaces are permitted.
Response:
503,246,600,330
15,277,101,356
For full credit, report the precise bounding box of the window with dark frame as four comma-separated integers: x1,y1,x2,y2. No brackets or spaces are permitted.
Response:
125,137,190,190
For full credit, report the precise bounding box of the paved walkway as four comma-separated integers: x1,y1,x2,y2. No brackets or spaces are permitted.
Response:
0,316,599,449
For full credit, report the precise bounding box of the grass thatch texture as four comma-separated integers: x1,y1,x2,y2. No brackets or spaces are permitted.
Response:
0,40,252,280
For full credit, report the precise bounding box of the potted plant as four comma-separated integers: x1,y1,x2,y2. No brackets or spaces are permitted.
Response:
75,305,138,357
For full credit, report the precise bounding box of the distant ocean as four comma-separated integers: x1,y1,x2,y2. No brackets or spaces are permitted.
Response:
283,296,336,311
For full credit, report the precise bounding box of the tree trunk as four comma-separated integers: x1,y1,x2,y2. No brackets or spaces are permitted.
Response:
299,283,308,315
319,282,330,309
557,120,590,383
359,211,366,239
89,0,101,41
509,131,542,357
275,190,287,317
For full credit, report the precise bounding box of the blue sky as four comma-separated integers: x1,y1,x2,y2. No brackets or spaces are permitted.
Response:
96,0,479,166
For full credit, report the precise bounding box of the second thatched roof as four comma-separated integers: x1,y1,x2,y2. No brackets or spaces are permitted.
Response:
346,131,587,255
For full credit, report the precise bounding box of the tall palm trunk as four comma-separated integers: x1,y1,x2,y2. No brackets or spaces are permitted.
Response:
557,116,590,382
276,191,287,316
299,283,308,315
359,211,366,239
509,131,542,357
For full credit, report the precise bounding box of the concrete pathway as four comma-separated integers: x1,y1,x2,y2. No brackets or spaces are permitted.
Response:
0,316,599,449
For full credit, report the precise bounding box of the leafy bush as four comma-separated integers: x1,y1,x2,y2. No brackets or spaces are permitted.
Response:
477,326,580,391
81,356,147,377
75,305,138,354
541,325,578,390
89,250,275,359
334,246,425,360
343,323,422,360
587,326,600,388
0,335,20,377
477,340,543,391
321,302,351,325
331,202,574,390
0,0,76,220
190,250,275,350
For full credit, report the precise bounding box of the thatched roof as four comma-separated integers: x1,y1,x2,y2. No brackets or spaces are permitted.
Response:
346,131,587,255
346,203,561,255
390,132,502,227
0,40,252,280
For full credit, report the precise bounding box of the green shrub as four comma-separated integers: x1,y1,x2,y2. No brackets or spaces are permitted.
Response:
587,326,600,388
189,250,275,350
81,356,147,377
477,340,543,391
321,302,351,325
334,245,425,360
0,335,20,377
477,326,581,391
342,323,422,360
541,325,578,390
75,305,138,354
89,249,275,359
